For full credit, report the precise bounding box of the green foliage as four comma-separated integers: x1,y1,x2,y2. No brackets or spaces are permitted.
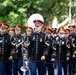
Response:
0,0,76,30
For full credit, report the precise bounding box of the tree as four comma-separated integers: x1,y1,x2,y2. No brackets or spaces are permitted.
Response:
0,0,75,30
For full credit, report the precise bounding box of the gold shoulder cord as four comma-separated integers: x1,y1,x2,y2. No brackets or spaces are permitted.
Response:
52,40,56,50
44,35,50,47
52,40,56,57
10,35,12,42
52,37,58,50
66,38,70,56
52,40,54,47
72,38,75,48
66,39,71,49
44,35,46,42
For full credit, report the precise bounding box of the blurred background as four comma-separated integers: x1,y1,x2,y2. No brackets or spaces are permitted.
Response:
0,0,76,33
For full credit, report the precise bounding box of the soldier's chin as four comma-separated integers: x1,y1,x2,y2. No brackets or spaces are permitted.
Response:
1,32,7,35
59,35,65,38
51,60,55,63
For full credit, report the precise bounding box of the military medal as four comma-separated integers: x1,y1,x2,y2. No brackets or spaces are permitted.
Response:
14,37,16,41
62,41,64,44
40,38,42,42
6,40,7,42
32,36,35,41
72,38,75,42
18,39,20,42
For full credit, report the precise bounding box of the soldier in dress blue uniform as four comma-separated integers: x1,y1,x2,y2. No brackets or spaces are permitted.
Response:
72,25,76,74
12,25,23,75
0,23,12,75
44,27,54,75
51,28,57,40
51,28,71,75
28,14,49,75
25,26,33,37
50,28,58,70
23,26,33,75
65,28,72,75
68,25,75,75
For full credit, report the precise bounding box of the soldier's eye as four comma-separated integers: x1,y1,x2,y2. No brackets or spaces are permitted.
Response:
26,30,31,32
59,33,64,34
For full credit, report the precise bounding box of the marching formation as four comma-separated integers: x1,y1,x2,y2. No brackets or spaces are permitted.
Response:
0,13,76,75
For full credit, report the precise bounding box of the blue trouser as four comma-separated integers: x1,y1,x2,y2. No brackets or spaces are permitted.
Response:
56,60,67,75
12,59,23,75
73,57,76,74
68,58,73,75
46,64,54,75
29,60,45,75
0,61,12,75
26,70,29,75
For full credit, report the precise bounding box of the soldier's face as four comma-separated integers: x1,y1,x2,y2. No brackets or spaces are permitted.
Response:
9,31,14,36
26,29,32,36
35,25,42,33
1,27,8,34
58,31,65,38
15,29,21,35
45,31,51,36
47,33,51,39
34,23,42,33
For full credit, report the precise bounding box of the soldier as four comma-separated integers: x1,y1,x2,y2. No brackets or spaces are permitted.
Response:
12,24,23,75
23,26,33,75
50,28,58,69
51,28,57,40
8,28,14,37
51,28,71,75
44,27,54,75
28,14,49,75
68,25,75,75
25,26,33,36
72,25,76,74
65,28,73,75
0,23,12,75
